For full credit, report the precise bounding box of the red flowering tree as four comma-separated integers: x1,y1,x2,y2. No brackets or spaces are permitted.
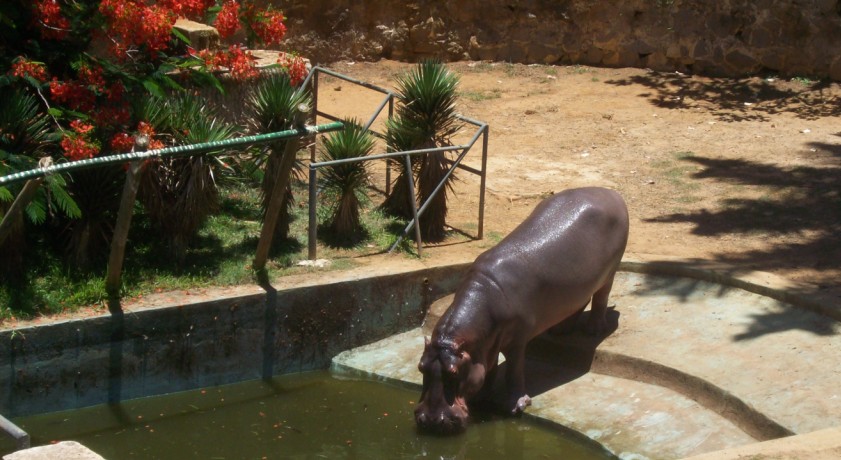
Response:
0,0,308,271
3,0,305,164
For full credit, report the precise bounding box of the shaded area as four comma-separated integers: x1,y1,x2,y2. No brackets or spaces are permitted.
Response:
733,308,838,341
628,269,839,340
484,309,620,403
645,150,841,281
604,72,841,122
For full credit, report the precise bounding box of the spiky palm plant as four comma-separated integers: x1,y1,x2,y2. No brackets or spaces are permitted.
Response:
319,119,375,245
386,61,462,242
379,114,422,220
248,72,312,244
138,94,239,265
0,88,76,279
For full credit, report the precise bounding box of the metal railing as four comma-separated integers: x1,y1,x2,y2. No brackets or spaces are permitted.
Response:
0,414,29,451
303,66,489,259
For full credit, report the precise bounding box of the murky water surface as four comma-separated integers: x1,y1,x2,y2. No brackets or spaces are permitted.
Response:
10,371,614,459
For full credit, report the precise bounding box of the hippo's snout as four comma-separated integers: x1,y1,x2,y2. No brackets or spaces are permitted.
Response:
414,402,468,435
415,411,467,435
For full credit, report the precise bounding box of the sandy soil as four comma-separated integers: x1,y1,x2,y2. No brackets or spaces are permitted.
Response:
316,60,841,301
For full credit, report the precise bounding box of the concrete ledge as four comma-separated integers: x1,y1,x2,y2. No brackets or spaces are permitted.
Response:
621,253,841,322
682,427,841,460
3,441,103,460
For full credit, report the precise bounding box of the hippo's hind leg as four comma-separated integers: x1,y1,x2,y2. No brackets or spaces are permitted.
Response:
585,270,617,336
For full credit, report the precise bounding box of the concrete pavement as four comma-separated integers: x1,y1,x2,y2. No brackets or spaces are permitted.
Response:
333,258,841,459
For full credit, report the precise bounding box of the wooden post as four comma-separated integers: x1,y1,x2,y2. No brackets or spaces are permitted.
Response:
0,178,43,246
253,104,310,273
106,137,148,299
0,157,52,246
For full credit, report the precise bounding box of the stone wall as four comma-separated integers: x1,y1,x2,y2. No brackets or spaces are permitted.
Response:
271,0,841,79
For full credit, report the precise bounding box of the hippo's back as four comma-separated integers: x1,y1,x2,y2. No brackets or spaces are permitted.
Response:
474,187,629,310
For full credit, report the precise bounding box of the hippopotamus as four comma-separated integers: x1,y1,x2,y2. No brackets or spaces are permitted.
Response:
414,187,629,434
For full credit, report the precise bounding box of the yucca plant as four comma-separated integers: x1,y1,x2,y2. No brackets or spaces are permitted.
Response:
379,114,422,220
61,166,123,271
385,61,462,242
0,88,77,279
137,94,239,266
247,72,312,244
319,119,375,245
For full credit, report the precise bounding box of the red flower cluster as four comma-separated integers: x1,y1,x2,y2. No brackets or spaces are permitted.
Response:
199,45,258,80
158,0,214,20
93,81,132,128
77,64,107,89
137,122,166,150
61,120,100,161
215,1,241,39
110,132,136,153
33,0,70,40
98,0,177,59
278,53,307,86
9,58,50,83
50,64,131,129
51,79,96,113
245,6,286,46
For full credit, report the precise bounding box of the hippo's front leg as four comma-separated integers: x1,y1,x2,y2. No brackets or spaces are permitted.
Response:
503,341,531,415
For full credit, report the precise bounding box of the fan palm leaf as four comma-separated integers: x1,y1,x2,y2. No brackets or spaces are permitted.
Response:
0,88,59,279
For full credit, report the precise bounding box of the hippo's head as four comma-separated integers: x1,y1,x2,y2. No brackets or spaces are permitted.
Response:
414,338,486,434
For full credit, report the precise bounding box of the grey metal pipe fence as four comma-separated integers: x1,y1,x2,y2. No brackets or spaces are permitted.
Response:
304,67,489,260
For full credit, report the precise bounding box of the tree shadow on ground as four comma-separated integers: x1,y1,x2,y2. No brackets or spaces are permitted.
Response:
635,137,841,339
604,72,841,122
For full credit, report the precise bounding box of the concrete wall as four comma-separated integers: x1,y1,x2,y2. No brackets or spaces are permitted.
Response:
0,263,469,418
273,0,841,79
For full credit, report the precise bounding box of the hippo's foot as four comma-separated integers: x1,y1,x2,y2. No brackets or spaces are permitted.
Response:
509,394,532,415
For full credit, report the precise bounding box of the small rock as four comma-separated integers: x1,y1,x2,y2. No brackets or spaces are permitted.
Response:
297,259,332,268
801,128,811,134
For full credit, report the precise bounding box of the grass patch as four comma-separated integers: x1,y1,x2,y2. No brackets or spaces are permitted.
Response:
651,152,703,205
0,181,417,321
566,65,594,75
460,89,502,102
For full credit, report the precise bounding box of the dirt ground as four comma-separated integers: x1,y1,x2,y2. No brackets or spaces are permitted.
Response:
315,60,841,302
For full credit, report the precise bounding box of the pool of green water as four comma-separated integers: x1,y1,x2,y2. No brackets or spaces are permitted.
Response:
6,371,615,459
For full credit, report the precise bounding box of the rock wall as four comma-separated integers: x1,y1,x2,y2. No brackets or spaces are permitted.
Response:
272,0,841,79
